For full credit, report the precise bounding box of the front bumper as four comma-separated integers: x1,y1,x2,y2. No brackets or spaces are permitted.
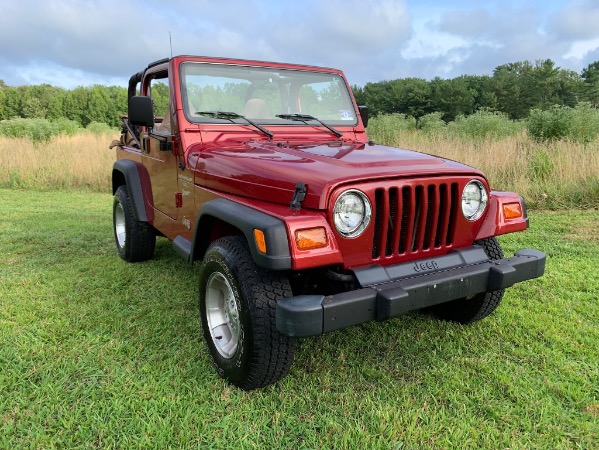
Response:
276,246,546,337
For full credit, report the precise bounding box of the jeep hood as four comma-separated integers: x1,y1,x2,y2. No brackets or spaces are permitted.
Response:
189,140,485,210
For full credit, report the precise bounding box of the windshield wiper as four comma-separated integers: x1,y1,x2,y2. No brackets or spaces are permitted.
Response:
196,111,273,139
276,114,343,138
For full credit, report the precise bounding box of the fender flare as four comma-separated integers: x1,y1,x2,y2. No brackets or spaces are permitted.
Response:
192,198,292,270
112,160,152,222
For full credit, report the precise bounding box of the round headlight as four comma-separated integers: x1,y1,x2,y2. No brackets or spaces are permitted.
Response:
462,180,488,221
333,190,372,237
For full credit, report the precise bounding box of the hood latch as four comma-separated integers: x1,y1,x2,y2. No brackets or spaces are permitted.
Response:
290,182,307,210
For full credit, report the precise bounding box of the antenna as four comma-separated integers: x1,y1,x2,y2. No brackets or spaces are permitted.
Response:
169,31,173,58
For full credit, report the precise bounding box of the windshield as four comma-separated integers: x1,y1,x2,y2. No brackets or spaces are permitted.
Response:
180,62,357,126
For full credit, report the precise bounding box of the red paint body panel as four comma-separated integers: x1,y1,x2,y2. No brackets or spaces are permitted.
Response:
187,139,484,211
195,188,342,270
327,176,488,268
476,191,529,240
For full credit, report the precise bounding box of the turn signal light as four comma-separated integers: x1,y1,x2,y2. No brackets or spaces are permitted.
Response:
254,229,267,253
503,202,523,219
295,227,328,251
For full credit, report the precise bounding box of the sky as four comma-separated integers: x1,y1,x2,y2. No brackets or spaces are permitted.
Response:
1,0,599,89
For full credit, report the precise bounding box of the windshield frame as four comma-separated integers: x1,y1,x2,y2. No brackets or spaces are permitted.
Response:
179,61,358,127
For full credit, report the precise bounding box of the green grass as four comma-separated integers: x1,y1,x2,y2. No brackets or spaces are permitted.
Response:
1,188,597,449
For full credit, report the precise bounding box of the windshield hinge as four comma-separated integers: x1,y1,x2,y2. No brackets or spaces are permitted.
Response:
290,182,307,210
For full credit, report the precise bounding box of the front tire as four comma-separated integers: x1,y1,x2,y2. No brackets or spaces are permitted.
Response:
198,236,297,390
113,185,155,262
429,237,505,324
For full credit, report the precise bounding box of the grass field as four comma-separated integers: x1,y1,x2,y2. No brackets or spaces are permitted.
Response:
1,188,597,449
0,133,115,191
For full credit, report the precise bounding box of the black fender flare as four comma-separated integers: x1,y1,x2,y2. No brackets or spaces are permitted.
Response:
192,198,292,271
112,160,152,222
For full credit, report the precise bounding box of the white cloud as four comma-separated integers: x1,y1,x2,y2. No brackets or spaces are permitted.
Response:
548,0,599,40
1,0,598,88
16,61,127,89
393,1,596,80
436,9,493,38
402,18,468,61
563,37,599,61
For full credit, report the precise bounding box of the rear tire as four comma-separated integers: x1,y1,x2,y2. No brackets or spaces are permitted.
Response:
429,237,505,324
113,185,155,262
198,236,297,390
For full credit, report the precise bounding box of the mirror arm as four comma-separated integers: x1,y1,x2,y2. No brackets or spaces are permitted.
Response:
121,117,142,148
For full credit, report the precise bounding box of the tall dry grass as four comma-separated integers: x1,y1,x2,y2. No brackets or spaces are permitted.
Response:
0,132,117,192
379,130,599,209
1,129,598,208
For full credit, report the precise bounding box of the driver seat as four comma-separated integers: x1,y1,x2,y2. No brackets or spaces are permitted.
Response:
243,99,271,119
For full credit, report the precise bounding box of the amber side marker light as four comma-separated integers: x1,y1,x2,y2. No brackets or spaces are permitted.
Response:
295,227,328,251
503,202,523,219
253,229,267,253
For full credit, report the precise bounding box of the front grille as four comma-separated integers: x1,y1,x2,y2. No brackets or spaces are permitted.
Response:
372,182,459,259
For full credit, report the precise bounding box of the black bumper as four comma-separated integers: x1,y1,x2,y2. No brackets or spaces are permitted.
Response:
276,247,546,337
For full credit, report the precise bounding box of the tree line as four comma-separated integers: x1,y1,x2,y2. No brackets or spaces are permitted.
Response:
0,82,129,127
1,59,598,127
353,59,599,121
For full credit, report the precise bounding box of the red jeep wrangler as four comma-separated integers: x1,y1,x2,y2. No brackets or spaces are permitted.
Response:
112,55,546,390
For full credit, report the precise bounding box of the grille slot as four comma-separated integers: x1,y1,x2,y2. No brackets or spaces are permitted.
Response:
372,182,459,259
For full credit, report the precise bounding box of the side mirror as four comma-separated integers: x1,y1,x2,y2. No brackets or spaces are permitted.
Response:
129,96,154,128
358,105,369,128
